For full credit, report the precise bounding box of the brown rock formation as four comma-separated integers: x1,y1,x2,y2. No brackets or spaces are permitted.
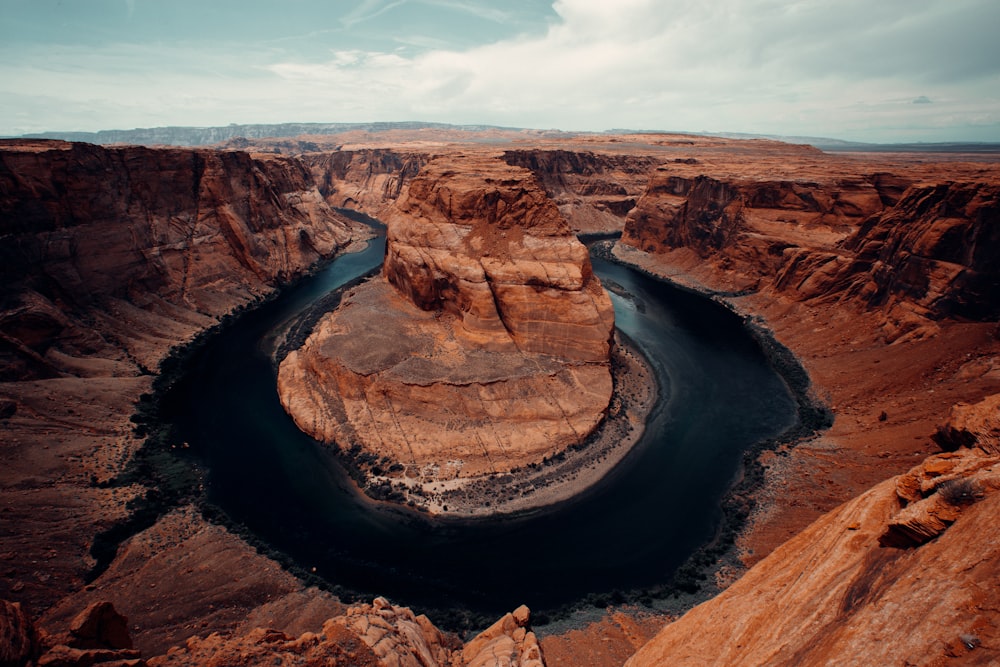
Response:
1,600,37,666
144,598,542,667
6,130,1000,666
383,157,614,361
609,146,1000,666
0,139,354,376
501,150,659,233
64,601,133,651
621,167,886,292
934,393,1000,455
621,162,1000,337
842,181,1000,321
626,445,1000,666
303,149,428,219
278,156,615,486
4,594,551,667
0,139,353,621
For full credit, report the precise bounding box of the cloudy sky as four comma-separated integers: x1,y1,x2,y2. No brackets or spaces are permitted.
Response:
2,0,999,142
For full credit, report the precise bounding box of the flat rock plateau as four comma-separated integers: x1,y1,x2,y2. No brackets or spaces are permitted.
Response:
2,129,1000,666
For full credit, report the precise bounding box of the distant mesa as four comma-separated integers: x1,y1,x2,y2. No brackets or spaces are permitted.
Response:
277,156,616,490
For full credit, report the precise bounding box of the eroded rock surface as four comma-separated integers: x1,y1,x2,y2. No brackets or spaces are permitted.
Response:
626,444,1000,666
0,139,354,616
0,139,354,377
620,162,1000,341
934,393,1000,455
279,156,615,484
501,149,658,233
145,599,542,667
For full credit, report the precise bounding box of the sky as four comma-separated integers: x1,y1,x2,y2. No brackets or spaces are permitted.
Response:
1,0,999,143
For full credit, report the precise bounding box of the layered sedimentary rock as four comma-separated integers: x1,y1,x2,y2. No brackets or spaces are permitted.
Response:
502,149,659,233
279,156,615,480
841,182,1000,320
612,148,1000,666
621,164,1000,337
0,139,353,617
621,168,886,288
934,393,1000,455
5,131,1000,666
5,593,545,667
626,410,1000,667
303,149,428,219
0,140,354,377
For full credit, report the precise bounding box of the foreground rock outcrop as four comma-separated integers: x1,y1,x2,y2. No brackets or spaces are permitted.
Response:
4,595,546,667
278,156,615,492
626,401,1000,666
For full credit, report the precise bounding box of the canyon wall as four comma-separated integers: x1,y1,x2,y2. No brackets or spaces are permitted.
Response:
0,139,355,634
0,140,354,377
278,156,615,488
383,156,614,360
620,164,1000,337
302,147,658,235
612,148,1000,667
501,149,659,233
4,133,1000,666
302,149,429,220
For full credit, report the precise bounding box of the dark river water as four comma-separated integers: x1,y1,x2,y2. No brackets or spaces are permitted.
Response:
163,229,796,622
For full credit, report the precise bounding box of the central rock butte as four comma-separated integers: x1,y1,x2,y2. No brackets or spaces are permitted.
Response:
277,155,616,487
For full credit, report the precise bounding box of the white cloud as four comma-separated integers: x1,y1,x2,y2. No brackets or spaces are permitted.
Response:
340,1,407,28
2,0,998,141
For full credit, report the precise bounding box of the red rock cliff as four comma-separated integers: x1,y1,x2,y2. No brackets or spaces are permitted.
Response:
0,140,353,377
302,149,428,219
627,402,1000,666
0,139,355,629
621,164,1000,337
383,156,614,361
502,149,659,233
842,181,1000,320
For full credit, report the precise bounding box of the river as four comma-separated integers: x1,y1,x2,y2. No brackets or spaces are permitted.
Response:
162,228,797,624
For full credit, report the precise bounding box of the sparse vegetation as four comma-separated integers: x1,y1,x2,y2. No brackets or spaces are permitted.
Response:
938,478,984,506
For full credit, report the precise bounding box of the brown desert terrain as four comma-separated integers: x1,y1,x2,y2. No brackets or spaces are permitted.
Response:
2,130,999,666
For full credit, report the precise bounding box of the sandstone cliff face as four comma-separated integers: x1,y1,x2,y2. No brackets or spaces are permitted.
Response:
0,140,354,377
278,156,615,484
842,182,1000,321
622,166,1000,339
626,401,1000,666
611,152,1000,666
384,157,614,361
502,150,658,233
622,168,884,272
302,149,428,219
0,140,353,619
